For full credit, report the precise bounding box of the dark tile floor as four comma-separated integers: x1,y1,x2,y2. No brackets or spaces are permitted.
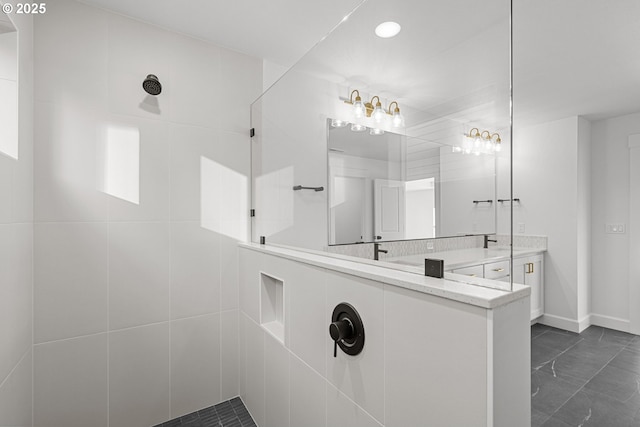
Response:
154,397,256,427
532,324,640,427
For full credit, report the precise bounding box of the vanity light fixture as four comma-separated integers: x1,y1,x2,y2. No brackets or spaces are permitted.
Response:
370,128,385,136
343,90,406,128
370,96,385,123
351,123,367,132
491,133,502,152
345,90,366,118
375,21,401,38
455,128,502,155
331,119,348,128
388,101,405,127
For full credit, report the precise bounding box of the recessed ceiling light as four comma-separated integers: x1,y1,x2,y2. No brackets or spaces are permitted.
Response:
375,21,401,38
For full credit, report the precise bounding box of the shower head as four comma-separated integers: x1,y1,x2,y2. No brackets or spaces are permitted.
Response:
142,74,162,96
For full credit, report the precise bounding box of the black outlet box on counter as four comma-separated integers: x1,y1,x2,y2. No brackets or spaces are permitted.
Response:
424,258,444,278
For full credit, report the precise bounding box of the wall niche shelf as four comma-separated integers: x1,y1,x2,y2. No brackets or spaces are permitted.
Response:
260,272,285,343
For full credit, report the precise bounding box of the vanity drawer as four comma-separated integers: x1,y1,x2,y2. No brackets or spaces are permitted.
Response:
484,260,510,280
451,264,483,277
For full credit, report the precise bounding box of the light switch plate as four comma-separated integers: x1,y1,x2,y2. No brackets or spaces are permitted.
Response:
606,223,626,234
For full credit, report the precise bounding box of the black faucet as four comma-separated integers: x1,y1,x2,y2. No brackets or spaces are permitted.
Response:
374,243,388,260
484,234,498,249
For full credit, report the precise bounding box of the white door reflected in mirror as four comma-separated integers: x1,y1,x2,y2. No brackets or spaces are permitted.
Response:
327,119,496,245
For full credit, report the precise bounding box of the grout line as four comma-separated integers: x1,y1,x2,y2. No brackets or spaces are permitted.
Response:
168,221,173,420
382,283,386,425
106,200,110,427
219,234,223,402
242,303,382,423
31,206,35,427
33,330,110,347
0,347,31,393
542,344,627,422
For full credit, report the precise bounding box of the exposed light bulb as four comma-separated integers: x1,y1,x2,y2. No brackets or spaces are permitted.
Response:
372,103,385,123
353,96,365,118
494,143,502,152
391,109,405,127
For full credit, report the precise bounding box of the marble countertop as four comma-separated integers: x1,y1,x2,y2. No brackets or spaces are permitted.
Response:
240,242,530,310
384,247,546,270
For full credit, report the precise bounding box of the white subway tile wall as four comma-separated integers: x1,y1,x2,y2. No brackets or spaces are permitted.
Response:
0,6,34,427
30,0,262,425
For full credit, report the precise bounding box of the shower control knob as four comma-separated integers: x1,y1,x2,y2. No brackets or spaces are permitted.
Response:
329,303,365,358
330,319,354,357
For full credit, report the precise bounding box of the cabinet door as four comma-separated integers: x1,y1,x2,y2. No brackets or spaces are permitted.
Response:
451,264,484,278
526,255,544,320
484,260,510,281
513,254,544,321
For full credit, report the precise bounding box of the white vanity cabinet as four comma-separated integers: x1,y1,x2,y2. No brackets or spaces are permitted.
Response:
448,252,544,321
512,254,544,320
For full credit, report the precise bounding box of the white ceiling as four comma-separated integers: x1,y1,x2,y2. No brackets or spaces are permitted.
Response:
78,0,640,127
77,0,363,69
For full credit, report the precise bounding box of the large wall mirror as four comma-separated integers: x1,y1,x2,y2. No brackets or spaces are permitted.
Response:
328,120,497,245
0,9,18,159
251,0,511,253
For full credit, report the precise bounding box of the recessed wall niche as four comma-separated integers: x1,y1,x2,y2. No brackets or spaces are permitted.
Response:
260,272,284,343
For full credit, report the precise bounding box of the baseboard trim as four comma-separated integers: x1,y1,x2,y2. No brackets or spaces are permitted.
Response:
589,314,631,333
538,314,581,333
537,313,631,334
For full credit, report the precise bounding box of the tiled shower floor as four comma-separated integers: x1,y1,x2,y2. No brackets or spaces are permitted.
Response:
154,397,256,427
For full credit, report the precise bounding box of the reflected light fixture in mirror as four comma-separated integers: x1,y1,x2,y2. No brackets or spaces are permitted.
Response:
375,21,401,38
331,119,348,128
388,101,405,127
370,128,384,136
454,128,502,155
351,123,367,132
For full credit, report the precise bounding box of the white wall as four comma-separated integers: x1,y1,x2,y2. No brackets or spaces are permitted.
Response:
577,117,591,323
506,116,590,330
591,111,640,329
31,1,261,426
0,3,33,425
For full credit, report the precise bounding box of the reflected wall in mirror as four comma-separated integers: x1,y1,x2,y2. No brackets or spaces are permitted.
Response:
328,119,496,245
0,10,17,159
